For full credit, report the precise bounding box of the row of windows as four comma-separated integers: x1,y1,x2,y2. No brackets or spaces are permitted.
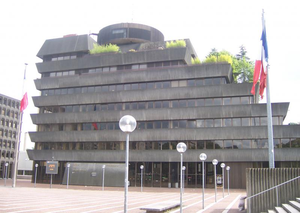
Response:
0,129,17,139
35,138,300,151
0,150,14,159
41,96,253,114
38,116,283,132
0,140,15,149
42,60,185,78
51,54,77,61
41,77,226,96
0,108,19,119
0,119,18,129
0,96,20,108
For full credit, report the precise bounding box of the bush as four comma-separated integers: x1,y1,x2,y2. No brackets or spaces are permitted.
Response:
218,54,233,65
203,55,217,63
191,57,201,64
166,40,186,48
90,43,120,54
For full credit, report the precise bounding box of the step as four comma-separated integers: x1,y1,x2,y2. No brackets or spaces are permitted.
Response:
282,203,299,213
289,201,300,211
275,207,287,213
296,198,300,203
268,210,276,213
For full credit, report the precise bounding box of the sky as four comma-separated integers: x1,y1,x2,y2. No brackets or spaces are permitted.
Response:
0,0,299,149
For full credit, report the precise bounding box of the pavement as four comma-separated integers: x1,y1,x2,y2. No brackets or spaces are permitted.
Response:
0,179,247,213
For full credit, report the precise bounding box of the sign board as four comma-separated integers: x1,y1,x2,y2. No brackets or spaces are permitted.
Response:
46,161,59,174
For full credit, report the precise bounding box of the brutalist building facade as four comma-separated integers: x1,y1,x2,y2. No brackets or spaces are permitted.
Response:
0,94,20,179
28,23,300,188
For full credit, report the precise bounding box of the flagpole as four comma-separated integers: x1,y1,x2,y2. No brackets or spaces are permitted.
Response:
262,10,275,168
12,63,28,188
266,65,275,168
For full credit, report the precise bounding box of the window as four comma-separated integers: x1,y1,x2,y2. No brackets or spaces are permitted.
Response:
214,119,222,127
206,119,213,127
147,82,155,89
195,79,204,86
179,120,186,128
187,120,196,128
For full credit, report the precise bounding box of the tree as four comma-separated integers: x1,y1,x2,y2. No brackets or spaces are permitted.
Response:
203,46,254,83
233,58,254,83
236,45,250,61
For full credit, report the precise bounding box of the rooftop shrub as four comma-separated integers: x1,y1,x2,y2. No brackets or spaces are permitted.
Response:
191,57,201,64
166,40,186,48
90,43,120,54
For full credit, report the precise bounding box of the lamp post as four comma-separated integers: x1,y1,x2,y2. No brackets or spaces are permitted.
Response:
182,166,186,194
140,165,144,192
199,153,207,209
102,165,106,191
177,142,187,213
220,163,226,198
34,164,38,187
226,166,230,195
212,159,218,202
66,163,70,189
119,115,137,213
4,162,8,186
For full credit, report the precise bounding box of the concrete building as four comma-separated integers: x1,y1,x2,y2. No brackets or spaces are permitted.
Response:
0,94,21,179
28,23,300,188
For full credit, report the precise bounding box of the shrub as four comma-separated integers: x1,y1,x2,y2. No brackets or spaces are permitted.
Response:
166,40,186,48
218,54,233,65
191,57,201,64
204,55,217,63
90,43,120,54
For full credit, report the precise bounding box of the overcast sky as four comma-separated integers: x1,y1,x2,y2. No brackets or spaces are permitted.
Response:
1,0,299,149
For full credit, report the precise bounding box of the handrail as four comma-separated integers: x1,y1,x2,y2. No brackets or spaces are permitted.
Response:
245,175,300,213
246,175,300,200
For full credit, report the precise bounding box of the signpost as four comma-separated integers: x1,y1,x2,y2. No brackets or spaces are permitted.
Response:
46,161,58,188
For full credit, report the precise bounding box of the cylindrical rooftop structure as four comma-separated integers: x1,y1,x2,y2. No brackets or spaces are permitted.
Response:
97,23,164,45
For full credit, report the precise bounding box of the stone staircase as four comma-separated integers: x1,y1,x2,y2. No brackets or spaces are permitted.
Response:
267,198,300,213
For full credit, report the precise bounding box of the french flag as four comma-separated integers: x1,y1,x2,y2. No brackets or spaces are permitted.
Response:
251,12,269,99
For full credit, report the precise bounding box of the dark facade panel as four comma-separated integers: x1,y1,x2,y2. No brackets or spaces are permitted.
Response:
37,35,96,59
27,148,300,162
97,23,164,45
34,63,232,90
28,126,300,143
30,103,289,125
32,83,252,107
36,47,189,73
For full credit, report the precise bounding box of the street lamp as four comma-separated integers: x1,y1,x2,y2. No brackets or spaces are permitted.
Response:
66,163,70,189
177,142,187,213
140,165,144,192
182,166,186,194
212,159,218,202
119,115,137,213
4,162,8,187
199,153,207,209
102,165,106,191
220,163,226,198
226,166,230,195
34,164,38,187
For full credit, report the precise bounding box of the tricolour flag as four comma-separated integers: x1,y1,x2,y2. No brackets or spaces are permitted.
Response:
251,11,269,99
20,92,28,112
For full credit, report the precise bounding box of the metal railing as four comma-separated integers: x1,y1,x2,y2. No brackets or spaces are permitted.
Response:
246,175,300,213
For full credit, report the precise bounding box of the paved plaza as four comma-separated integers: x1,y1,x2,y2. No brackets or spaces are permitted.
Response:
0,179,246,213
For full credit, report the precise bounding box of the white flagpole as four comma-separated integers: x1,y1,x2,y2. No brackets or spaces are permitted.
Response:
12,63,28,188
262,10,275,168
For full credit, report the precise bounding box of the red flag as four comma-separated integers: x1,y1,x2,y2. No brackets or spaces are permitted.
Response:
92,123,98,130
251,60,262,95
259,67,267,98
20,92,28,112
